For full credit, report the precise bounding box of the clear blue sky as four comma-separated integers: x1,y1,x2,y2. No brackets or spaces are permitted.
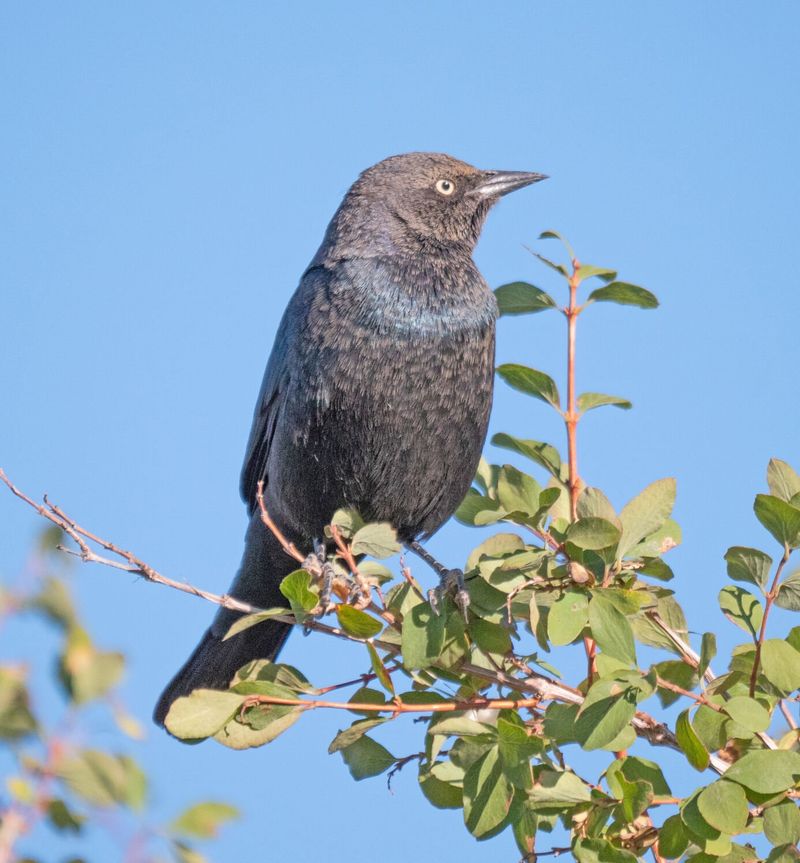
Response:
2,2,799,860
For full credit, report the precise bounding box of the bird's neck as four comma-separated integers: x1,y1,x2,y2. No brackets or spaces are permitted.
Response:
309,196,474,265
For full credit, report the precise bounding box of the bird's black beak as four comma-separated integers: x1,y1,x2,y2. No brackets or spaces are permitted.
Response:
470,170,548,199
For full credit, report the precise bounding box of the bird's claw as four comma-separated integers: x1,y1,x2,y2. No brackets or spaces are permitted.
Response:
428,568,470,621
303,542,337,626
347,572,373,610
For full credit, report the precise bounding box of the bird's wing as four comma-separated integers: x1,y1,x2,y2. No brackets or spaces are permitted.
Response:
239,308,293,514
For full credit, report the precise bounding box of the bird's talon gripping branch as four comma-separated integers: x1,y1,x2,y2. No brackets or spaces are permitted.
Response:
347,573,372,611
409,540,470,620
305,541,337,619
427,568,470,620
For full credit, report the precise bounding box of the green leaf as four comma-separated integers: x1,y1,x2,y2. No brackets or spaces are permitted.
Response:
59,627,125,705
466,532,526,571
617,478,677,559
654,660,699,708
764,800,800,845
419,770,463,809
328,717,387,753
401,601,445,669
366,643,394,694
721,696,771,732
614,756,671,796
496,363,560,409
776,571,800,611
470,618,512,655
575,264,617,284
31,577,76,628
577,487,618,522
357,561,394,585
567,518,621,551
631,595,687,654
573,838,638,863
528,769,591,807
699,632,717,677
611,772,652,822
718,585,763,638
698,780,749,835
587,281,659,309
767,845,800,863
279,569,319,618
171,803,239,839
538,229,575,258
658,814,689,859
0,669,37,739
693,704,729,751
214,704,302,749
335,605,383,639
724,750,800,794
768,459,800,502
351,523,401,558
754,494,800,548
491,433,563,481
173,841,209,863
328,508,364,539
46,799,84,833
724,546,773,591
58,750,144,809
681,788,723,842
496,465,541,516
577,392,632,413
164,690,245,740
575,680,637,751
462,747,513,838
588,594,636,665
232,660,315,694
339,734,395,781
760,639,800,694
675,709,709,771
222,608,290,641
455,489,502,526
547,590,589,645
531,250,569,278
494,281,557,316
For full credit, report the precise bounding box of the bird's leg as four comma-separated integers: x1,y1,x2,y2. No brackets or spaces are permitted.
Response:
303,540,337,626
407,540,470,620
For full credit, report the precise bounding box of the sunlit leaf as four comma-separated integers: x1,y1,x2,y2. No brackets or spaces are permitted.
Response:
496,363,560,409
587,282,659,309
494,281,557,316
171,802,239,839
577,392,632,413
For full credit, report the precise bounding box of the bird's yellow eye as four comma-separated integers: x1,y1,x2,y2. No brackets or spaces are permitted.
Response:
435,178,456,196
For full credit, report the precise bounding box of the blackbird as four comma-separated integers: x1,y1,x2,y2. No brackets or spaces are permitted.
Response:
154,152,545,728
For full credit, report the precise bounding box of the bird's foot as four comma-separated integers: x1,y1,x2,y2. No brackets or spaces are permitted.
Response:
408,540,470,621
303,540,337,622
428,567,470,621
347,571,373,610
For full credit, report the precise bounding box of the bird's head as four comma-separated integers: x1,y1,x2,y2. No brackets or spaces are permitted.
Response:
344,152,547,255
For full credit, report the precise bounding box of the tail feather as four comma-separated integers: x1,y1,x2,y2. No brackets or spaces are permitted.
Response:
154,509,297,731
153,618,291,728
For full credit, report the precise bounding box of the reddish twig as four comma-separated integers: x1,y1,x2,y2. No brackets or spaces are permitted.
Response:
246,693,542,714
255,481,305,563
564,259,581,522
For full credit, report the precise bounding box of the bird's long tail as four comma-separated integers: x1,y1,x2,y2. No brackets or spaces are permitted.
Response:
153,511,297,730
